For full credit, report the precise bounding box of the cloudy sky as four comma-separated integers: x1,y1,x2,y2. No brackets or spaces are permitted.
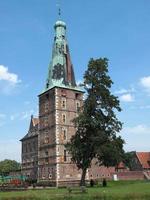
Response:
0,0,150,161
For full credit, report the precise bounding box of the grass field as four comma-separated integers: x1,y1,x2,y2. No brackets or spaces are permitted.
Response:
0,180,150,200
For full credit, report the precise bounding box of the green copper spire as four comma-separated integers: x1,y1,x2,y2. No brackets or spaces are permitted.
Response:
44,20,81,92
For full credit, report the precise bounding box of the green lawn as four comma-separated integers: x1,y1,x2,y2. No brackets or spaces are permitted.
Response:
0,180,150,200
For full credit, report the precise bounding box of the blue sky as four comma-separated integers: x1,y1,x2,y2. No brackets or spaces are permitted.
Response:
0,0,150,161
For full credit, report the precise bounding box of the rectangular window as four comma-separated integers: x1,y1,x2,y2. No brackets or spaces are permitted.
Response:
76,101,80,112
61,127,67,142
28,143,32,152
45,150,48,156
44,102,49,113
23,144,26,153
44,135,49,144
63,129,67,140
33,141,36,151
45,158,49,164
64,150,67,162
44,116,49,127
46,93,49,99
62,114,66,123
75,93,79,99
61,98,66,109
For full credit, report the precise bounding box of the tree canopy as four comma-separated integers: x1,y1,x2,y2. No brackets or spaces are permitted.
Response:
0,159,21,175
66,58,125,185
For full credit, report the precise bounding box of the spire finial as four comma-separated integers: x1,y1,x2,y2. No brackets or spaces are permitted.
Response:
56,0,61,19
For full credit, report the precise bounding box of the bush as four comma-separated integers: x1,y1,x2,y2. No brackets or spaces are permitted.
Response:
36,180,53,187
25,178,37,186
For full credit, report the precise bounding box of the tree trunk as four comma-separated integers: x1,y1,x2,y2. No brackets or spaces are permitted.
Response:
80,168,87,186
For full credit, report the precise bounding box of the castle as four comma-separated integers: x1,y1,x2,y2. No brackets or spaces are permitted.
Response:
20,19,118,186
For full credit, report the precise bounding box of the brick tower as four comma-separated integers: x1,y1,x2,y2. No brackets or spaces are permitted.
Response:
38,20,83,186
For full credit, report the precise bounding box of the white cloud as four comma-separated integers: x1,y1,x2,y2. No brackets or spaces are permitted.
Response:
115,86,135,103
76,79,83,87
0,65,21,95
122,124,150,135
115,86,135,95
10,109,36,121
140,76,150,89
120,93,134,102
121,124,150,152
0,65,20,84
114,89,128,94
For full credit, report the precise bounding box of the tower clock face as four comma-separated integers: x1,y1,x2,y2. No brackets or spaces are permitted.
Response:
52,63,65,80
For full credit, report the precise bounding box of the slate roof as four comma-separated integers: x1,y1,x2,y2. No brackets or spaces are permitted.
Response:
136,152,150,169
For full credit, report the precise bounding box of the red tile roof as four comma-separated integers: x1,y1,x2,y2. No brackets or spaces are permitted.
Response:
136,152,150,169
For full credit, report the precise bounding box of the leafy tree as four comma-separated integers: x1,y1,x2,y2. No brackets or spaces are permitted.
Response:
66,58,125,186
0,159,21,175
123,151,135,170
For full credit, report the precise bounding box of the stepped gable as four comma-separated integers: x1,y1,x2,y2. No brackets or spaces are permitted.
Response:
32,118,39,127
20,115,39,141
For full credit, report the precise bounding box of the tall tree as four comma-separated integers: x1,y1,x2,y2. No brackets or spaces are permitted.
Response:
66,58,125,186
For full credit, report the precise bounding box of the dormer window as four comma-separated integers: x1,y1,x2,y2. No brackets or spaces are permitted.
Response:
45,151,48,156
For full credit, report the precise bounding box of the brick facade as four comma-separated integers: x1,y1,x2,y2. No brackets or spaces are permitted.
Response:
38,87,83,186
20,117,38,180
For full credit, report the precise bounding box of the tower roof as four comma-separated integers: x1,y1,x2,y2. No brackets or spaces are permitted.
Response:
54,20,66,29
41,20,83,93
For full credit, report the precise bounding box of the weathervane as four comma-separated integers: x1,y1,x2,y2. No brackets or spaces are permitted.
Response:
56,0,61,19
